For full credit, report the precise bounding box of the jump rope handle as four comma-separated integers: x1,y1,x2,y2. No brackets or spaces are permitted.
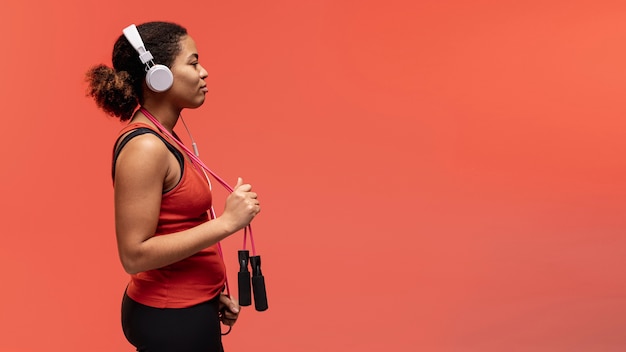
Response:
238,250,268,311
238,250,252,306
250,255,268,311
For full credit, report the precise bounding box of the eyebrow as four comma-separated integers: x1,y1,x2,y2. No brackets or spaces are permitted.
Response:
188,53,199,61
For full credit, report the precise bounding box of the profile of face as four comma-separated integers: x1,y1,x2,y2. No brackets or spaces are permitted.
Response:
163,35,209,109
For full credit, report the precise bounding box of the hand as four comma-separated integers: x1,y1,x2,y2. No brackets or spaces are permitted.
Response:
222,177,261,232
218,293,240,327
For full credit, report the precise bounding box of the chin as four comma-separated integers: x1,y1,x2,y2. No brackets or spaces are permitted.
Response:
187,98,206,109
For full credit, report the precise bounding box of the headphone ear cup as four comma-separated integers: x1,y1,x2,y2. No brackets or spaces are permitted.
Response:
145,64,174,92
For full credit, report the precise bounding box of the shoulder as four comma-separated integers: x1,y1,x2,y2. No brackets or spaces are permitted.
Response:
114,131,171,179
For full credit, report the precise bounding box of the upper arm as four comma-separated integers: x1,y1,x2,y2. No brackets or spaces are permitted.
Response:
113,134,169,262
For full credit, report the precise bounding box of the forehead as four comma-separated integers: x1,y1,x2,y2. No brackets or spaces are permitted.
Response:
175,35,198,60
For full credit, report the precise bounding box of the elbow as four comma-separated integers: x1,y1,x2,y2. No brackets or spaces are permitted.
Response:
123,264,141,275
119,252,143,275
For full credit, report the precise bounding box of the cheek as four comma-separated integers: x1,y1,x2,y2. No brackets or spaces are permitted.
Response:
169,77,194,95
172,73,189,86
171,67,193,83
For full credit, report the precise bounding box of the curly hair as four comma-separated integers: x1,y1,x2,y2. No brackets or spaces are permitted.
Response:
86,22,188,121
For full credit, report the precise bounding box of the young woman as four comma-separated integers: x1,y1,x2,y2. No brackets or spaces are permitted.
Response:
86,21,261,351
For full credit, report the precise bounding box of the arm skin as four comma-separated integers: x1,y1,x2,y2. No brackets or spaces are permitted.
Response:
113,133,260,275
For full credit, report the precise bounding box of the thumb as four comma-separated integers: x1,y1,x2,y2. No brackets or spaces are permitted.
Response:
234,177,243,190
227,297,239,313
220,294,239,313
230,302,239,313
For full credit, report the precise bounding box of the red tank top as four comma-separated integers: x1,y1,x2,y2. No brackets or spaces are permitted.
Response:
114,123,226,308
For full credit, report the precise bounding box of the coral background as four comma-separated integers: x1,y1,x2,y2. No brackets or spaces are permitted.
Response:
1,1,625,351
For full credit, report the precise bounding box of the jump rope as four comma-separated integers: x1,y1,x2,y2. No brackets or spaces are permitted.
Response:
121,25,268,328
141,108,268,316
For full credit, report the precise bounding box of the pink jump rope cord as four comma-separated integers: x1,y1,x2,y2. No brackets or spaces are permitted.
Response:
141,107,257,297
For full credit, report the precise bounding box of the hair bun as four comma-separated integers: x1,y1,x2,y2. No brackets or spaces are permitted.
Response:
86,64,138,121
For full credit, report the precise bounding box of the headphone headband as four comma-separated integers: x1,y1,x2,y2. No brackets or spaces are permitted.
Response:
122,24,153,64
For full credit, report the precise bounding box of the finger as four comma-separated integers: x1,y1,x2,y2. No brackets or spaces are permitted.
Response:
221,310,239,324
234,177,243,190
223,310,238,320
228,297,240,314
221,318,236,326
238,184,252,192
220,294,240,314
218,294,231,309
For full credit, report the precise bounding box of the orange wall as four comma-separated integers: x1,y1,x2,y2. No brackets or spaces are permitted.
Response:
1,1,625,351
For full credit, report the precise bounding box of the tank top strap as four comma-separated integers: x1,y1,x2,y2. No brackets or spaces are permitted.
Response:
111,123,185,181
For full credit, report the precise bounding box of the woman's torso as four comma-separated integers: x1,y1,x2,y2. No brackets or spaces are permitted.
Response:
113,122,226,308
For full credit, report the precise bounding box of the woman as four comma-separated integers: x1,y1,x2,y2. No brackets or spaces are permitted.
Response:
86,21,260,351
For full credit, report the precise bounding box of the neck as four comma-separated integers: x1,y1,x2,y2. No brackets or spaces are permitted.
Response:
138,103,181,133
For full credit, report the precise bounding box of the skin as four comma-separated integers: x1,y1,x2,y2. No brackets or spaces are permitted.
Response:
114,35,256,326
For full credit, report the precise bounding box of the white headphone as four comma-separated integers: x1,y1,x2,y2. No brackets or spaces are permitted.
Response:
122,24,174,93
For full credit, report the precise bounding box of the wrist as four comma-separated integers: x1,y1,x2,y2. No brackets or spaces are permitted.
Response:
211,216,237,238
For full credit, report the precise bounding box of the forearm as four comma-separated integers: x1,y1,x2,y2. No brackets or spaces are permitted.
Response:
119,216,234,274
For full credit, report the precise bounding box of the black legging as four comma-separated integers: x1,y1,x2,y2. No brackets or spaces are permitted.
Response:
121,292,224,352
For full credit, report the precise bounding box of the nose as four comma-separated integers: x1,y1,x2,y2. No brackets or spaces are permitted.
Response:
199,64,208,79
